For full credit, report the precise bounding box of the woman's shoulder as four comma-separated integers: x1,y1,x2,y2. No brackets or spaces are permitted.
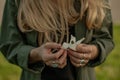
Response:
6,0,20,6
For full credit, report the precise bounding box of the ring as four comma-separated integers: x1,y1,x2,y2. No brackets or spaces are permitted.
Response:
52,61,56,64
80,59,85,64
51,61,58,68
51,63,58,68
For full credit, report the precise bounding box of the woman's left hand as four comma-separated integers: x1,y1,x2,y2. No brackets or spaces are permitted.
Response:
68,44,98,67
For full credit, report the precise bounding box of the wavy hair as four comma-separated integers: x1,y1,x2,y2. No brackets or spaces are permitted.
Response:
16,0,109,45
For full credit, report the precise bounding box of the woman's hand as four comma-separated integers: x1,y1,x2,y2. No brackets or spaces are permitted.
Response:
30,42,67,68
68,44,98,67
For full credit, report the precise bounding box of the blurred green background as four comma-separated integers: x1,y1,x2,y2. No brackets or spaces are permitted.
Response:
0,25,120,80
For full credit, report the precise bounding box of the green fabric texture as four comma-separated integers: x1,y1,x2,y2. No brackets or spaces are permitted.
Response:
0,0,114,80
0,0,45,77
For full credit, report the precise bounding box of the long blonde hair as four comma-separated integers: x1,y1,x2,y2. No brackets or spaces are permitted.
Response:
17,0,108,45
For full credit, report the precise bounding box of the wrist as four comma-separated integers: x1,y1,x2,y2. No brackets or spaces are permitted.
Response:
90,45,99,60
29,48,42,63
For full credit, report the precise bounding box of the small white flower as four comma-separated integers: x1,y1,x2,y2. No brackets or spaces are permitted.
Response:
62,35,85,51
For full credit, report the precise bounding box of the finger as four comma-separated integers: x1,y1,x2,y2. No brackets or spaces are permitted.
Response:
58,59,67,69
69,54,80,64
54,49,65,59
83,53,92,59
69,54,89,64
68,49,84,59
68,50,91,60
45,61,51,66
76,44,91,53
70,60,80,67
58,50,67,65
46,49,64,61
45,42,61,49
70,58,89,67
45,60,59,67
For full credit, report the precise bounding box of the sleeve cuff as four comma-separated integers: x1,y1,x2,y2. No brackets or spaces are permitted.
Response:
17,45,45,73
87,41,106,67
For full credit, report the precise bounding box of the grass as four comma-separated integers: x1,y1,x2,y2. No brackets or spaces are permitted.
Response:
96,24,120,80
0,24,120,80
0,54,21,80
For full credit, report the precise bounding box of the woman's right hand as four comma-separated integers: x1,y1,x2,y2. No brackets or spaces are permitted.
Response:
30,42,67,68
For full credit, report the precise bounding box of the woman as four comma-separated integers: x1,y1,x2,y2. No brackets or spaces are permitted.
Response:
0,0,114,80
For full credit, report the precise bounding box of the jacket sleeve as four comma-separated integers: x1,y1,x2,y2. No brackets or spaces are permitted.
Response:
87,0,114,67
0,0,44,73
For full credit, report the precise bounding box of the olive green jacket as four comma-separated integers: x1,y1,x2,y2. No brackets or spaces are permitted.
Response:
0,0,114,80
